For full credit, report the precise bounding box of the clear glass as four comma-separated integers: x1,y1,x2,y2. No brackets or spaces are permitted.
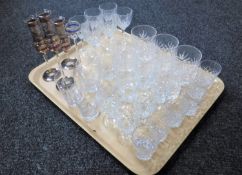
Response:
199,59,222,87
176,45,202,85
56,77,84,107
65,19,80,46
84,8,103,47
164,93,190,128
77,98,100,122
185,60,222,106
177,45,202,64
131,25,157,42
69,15,86,41
153,33,179,55
99,2,118,38
117,7,133,31
131,25,157,62
75,52,100,93
132,125,158,161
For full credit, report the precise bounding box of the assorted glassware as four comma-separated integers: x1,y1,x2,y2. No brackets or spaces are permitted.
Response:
25,3,222,161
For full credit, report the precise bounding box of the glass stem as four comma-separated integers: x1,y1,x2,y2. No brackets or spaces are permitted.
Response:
56,52,65,77
42,53,48,64
74,37,79,59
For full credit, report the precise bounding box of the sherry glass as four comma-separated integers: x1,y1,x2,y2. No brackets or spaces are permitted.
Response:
116,7,133,52
117,7,133,32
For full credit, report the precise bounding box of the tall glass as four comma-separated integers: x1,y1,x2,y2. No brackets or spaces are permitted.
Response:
99,2,118,38
84,8,103,47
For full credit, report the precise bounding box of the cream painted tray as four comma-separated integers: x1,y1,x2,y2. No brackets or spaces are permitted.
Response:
28,32,224,175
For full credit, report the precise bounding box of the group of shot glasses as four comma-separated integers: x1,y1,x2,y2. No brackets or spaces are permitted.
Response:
26,2,222,161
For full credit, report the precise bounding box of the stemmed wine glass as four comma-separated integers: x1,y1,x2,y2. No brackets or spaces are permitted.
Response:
116,7,133,32
116,6,133,51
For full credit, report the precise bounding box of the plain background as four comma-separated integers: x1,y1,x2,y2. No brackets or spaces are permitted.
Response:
0,0,242,174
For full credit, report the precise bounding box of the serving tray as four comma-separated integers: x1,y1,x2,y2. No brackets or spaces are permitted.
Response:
28,32,224,175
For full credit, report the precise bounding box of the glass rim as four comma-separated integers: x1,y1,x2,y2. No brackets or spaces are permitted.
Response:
177,44,202,61
36,9,52,16
131,25,157,36
84,7,101,17
200,59,222,76
99,2,117,10
117,6,133,16
69,15,86,23
154,33,179,47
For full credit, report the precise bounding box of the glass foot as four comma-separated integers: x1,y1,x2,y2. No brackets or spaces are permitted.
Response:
61,58,78,70
56,76,74,91
42,68,61,82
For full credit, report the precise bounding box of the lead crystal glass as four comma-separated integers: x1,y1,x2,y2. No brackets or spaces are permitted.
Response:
99,2,118,38
117,7,133,31
84,8,103,47
132,125,158,160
